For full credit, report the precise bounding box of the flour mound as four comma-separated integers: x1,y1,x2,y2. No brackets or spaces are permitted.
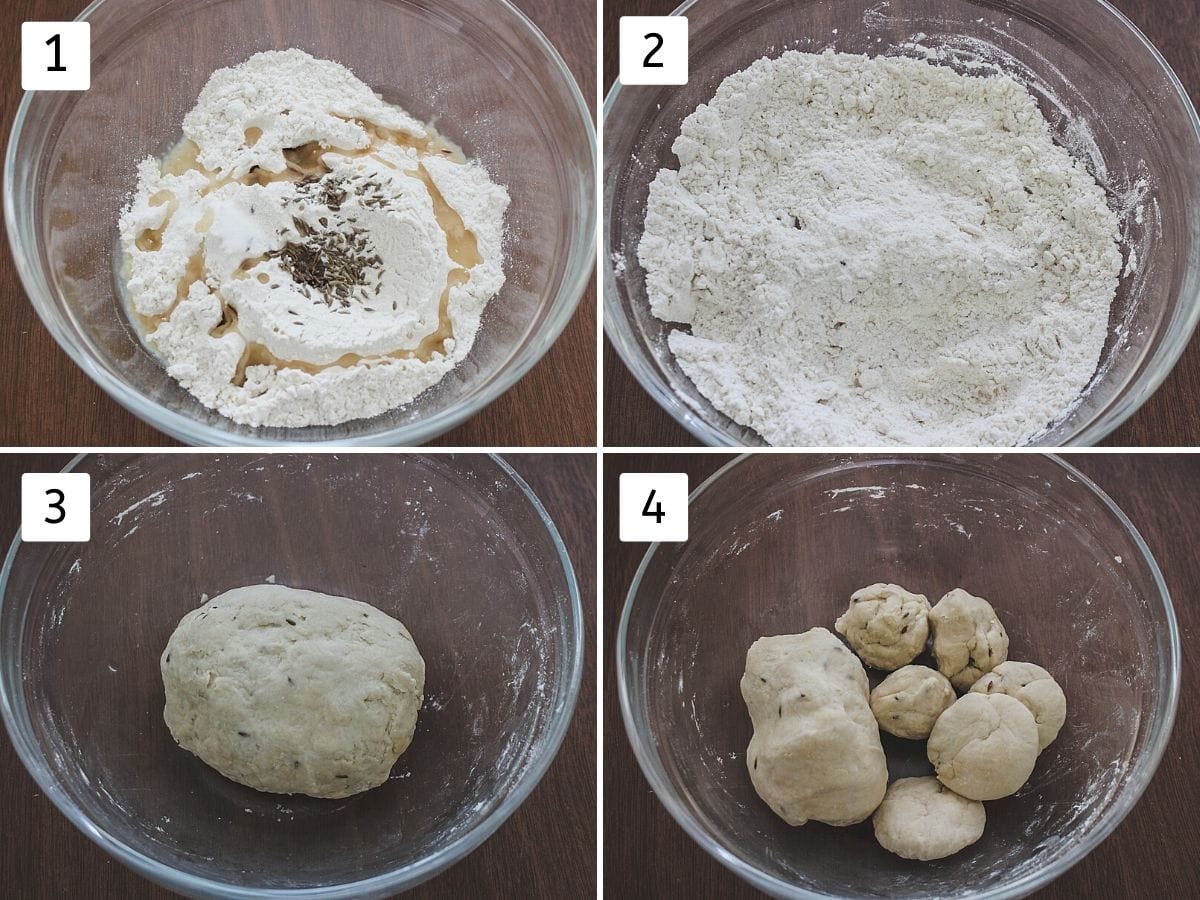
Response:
183,50,427,181
638,50,1122,446
119,50,509,430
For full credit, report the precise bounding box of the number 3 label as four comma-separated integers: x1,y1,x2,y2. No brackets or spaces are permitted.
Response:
21,22,91,91
619,17,688,86
21,473,91,542
620,473,689,542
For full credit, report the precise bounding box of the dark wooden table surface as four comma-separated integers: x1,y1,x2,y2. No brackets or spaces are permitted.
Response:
0,451,596,899
602,0,1200,448
0,0,596,448
603,452,1200,898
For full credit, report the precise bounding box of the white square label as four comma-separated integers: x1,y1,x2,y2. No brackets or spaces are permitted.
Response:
22,22,91,91
620,473,689,542
21,473,91,542
619,16,688,86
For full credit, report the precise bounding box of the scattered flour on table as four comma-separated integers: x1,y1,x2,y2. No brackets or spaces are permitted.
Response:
119,50,509,428
638,50,1122,446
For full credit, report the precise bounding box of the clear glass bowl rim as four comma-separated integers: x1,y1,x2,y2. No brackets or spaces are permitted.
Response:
0,453,585,898
4,0,598,447
601,0,1200,448
615,453,1182,899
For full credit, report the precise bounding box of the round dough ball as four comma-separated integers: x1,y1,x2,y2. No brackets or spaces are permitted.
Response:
869,665,955,740
872,776,986,860
834,583,930,671
928,588,1008,691
161,584,425,799
970,661,1066,752
927,692,1038,801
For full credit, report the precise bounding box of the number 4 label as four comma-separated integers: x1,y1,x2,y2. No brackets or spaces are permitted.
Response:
22,22,90,91
21,473,91,542
620,473,688,542
619,17,688,86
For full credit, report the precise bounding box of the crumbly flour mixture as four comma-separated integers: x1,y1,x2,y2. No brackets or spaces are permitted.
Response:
120,50,509,428
638,51,1123,446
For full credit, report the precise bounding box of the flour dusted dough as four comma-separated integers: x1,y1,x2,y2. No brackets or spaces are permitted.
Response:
835,583,930,670
741,628,888,826
872,776,985,860
927,692,1038,801
929,588,1009,691
870,665,956,740
637,50,1122,447
970,661,1066,752
161,584,425,799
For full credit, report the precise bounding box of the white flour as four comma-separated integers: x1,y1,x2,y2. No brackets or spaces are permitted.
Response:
119,50,508,428
638,50,1122,446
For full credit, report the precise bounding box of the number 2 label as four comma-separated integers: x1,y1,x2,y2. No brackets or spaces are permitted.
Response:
619,17,688,86
643,33,664,68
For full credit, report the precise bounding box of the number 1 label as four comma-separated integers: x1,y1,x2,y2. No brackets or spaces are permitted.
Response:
21,22,90,91
45,33,67,72
619,17,688,86
620,473,688,542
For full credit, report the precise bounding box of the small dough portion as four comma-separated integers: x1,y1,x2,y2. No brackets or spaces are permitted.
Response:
970,661,1066,752
872,776,986,860
161,584,425,799
870,665,956,740
927,692,1038,801
741,628,888,826
834,583,930,671
928,588,1009,691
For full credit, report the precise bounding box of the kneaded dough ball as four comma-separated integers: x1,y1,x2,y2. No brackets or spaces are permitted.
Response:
161,584,425,799
970,661,1066,752
834,583,930,671
927,692,1038,801
740,627,888,827
928,588,1008,691
872,776,986,860
869,665,955,740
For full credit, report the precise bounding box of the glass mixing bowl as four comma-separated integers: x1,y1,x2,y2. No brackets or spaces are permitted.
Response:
604,0,1200,446
5,0,595,445
617,454,1179,897
0,454,583,897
